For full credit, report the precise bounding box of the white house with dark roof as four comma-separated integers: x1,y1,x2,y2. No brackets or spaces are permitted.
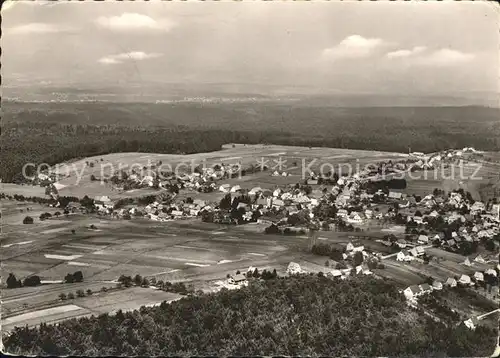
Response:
459,274,472,285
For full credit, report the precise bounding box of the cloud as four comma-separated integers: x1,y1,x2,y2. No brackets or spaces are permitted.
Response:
386,46,426,59
95,13,175,32
7,23,73,35
322,35,386,60
386,47,475,66
98,51,163,65
420,49,475,66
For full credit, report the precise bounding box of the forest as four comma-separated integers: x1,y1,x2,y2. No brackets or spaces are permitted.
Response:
3,275,496,357
2,101,499,183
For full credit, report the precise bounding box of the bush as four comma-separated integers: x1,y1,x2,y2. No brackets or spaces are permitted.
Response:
23,275,42,287
67,292,75,299
23,216,34,224
76,289,85,298
6,273,21,288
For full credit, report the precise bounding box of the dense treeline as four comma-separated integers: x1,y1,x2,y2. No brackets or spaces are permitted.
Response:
2,103,500,183
3,276,496,356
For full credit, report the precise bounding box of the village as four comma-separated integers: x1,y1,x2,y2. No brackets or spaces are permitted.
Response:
2,145,499,332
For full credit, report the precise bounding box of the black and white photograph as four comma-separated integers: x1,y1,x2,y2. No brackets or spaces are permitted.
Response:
1,0,499,356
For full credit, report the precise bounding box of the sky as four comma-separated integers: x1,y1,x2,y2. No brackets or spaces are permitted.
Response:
2,0,499,98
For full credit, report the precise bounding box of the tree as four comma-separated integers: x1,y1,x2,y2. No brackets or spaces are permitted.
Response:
134,274,143,286
64,273,75,284
118,275,133,288
6,273,20,288
219,194,232,210
71,229,76,234
76,289,85,298
54,211,61,217
23,216,34,224
86,289,93,296
353,251,364,266
23,275,41,287
73,271,83,283
59,293,67,301
67,292,75,299
252,268,260,278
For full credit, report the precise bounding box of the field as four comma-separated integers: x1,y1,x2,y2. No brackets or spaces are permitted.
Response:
0,208,313,329
2,144,410,201
2,286,182,332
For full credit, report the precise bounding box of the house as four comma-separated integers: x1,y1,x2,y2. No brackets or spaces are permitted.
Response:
409,246,425,257
255,197,271,208
473,271,484,282
396,239,408,248
364,209,373,219
417,235,429,245
485,269,497,277
404,285,422,300
432,280,443,290
347,212,364,224
306,178,319,185
470,201,485,213
388,191,403,200
446,239,457,247
459,274,472,285
171,210,184,217
352,245,365,252
219,184,230,193
346,242,354,252
230,185,242,193
462,257,472,266
445,277,457,287
397,250,414,262
329,269,343,278
287,262,303,275
257,216,279,225
419,283,432,293
473,255,486,264
337,209,348,218
94,196,113,210
396,251,406,261
272,199,285,208
249,187,263,195
463,317,479,330
229,273,247,285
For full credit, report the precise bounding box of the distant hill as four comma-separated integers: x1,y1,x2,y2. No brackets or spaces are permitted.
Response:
2,100,499,182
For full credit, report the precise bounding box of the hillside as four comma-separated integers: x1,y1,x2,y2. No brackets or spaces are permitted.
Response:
3,276,496,357
2,101,500,183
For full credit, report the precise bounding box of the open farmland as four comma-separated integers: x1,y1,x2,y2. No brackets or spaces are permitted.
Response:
2,286,182,332
28,144,410,200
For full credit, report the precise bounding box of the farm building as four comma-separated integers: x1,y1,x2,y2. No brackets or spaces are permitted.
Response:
445,277,457,287
230,185,242,193
417,235,429,244
229,273,247,285
403,285,422,300
94,196,113,210
432,281,443,290
459,274,472,285
419,283,432,293
463,317,479,330
287,262,303,275
473,272,484,282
